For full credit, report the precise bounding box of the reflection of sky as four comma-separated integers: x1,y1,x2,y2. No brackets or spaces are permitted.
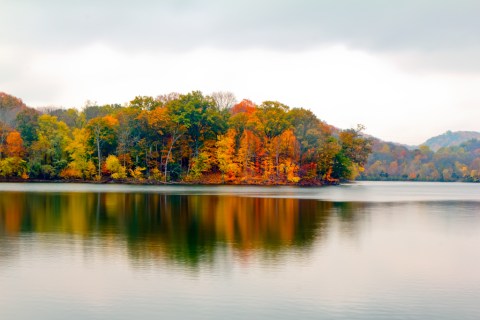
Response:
1,184,480,319
1,181,480,202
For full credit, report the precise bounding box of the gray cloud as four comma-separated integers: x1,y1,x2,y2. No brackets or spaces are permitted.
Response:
1,0,480,70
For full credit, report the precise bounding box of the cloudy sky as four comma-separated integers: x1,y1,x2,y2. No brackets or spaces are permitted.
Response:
1,0,480,145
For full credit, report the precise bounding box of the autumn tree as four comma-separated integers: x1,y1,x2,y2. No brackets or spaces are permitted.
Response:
216,129,239,183
255,101,291,180
0,130,27,179
317,137,342,182
336,125,372,180
237,129,263,182
61,128,96,180
115,107,142,167
0,91,377,184
87,115,119,178
5,131,24,158
164,91,226,180
105,155,127,179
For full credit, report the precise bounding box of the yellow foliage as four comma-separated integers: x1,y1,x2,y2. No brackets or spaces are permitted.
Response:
149,168,164,181
216,129,238,182
129,166,145,180
106,155,127,179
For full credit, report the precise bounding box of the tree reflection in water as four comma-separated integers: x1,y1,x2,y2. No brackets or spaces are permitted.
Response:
0,192,365,267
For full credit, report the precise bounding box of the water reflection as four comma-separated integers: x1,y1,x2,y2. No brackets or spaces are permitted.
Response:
2,186,480,320
0,192,339,266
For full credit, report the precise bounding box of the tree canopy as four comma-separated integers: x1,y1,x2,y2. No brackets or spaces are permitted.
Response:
0,91,371,184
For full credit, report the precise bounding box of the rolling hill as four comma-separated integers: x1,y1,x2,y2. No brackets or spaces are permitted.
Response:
421,130,480,151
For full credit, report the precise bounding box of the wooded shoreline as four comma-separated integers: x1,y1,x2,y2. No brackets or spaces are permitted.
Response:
0,177,339,186
0,91,371,185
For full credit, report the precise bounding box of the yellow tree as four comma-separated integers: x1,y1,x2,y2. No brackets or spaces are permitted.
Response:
275,129,300,182
254,101,291,181
216,129,239,183
61,128,96,180
105,155,127,179
237,130,263,182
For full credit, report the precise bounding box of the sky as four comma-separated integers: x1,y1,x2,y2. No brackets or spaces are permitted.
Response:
1,0,480,145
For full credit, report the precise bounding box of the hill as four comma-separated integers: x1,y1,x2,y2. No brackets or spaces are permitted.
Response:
0,92,30,125
421,130,480,151
361,135,480,182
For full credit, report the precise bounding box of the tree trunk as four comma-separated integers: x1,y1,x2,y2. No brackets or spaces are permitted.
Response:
164,142,173,182
96,135,101,178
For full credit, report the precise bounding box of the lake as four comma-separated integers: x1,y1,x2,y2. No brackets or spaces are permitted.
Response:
1,181,479,319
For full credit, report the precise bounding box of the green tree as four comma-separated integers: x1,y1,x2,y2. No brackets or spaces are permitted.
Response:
129,96,162,111
15,108,40,148
30,115,72,178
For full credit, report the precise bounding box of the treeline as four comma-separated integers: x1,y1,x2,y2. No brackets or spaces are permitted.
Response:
0,91,371,184
361,139,480,182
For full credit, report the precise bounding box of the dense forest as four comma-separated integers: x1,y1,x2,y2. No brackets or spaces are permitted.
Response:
361,138,480,182
0,92,372,184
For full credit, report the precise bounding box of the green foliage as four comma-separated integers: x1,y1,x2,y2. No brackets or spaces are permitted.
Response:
256,101,290,139
0,90,375,184
15,108,40,147
186,151,211,182
0,157,27,178
29,114,72,178
129,96,161,111
49,108,84,128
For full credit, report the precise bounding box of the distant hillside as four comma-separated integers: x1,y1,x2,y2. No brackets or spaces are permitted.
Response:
422,130,480,151
0,92,29,126
361,134,480,182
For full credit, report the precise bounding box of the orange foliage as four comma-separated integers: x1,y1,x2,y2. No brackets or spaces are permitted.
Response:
5,131,24,157
60,168,83,179
231,99,256,115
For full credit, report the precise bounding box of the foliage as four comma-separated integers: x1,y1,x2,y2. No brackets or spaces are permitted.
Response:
0,91,373,184
105,155,127,179
361,138,480,182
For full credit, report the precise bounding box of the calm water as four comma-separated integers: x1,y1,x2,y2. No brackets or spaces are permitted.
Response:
0,181,479,319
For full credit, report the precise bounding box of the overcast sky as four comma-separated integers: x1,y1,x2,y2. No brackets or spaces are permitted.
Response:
1,0,480,145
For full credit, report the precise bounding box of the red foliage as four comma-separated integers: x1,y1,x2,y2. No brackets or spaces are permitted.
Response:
231,99,256,115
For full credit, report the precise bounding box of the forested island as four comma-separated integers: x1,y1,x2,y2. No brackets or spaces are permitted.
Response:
0,92,371,185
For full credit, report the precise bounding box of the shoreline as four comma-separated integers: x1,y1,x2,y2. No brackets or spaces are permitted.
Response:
0,178,339,187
